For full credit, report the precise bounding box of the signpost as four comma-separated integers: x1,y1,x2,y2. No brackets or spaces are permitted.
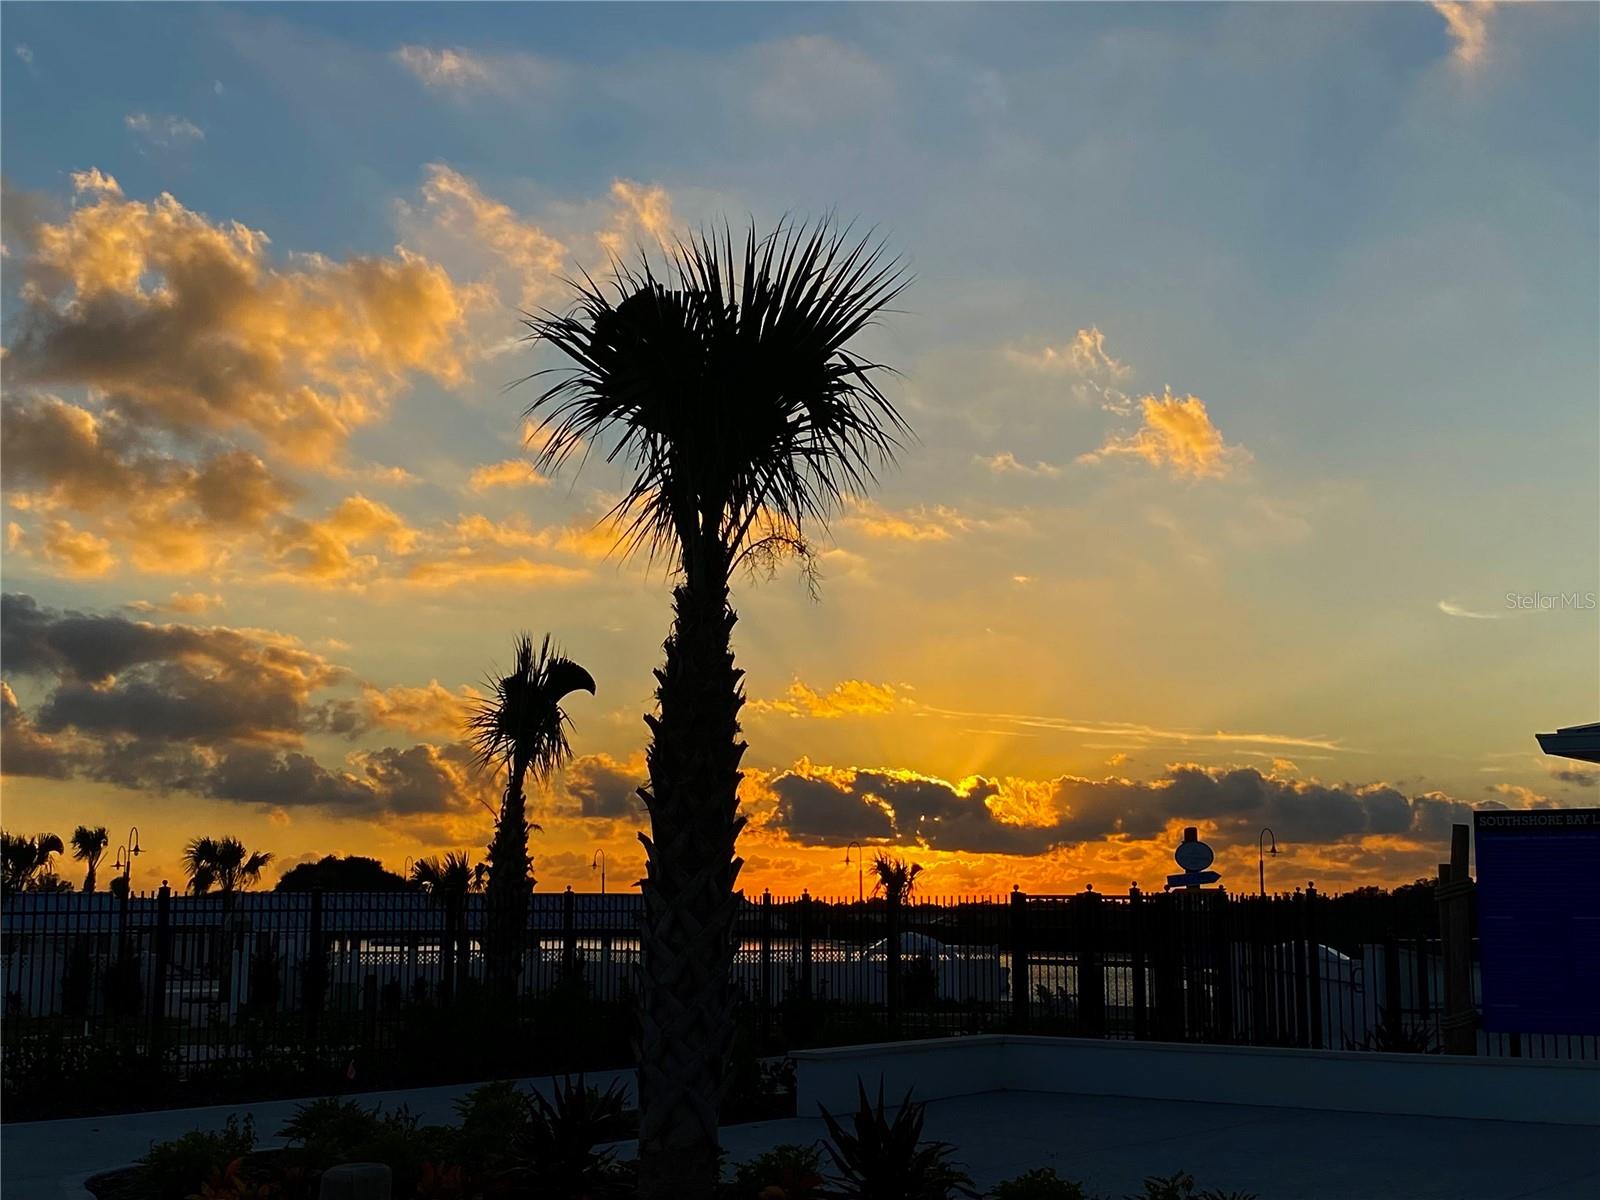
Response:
1474,807,1600,1036
1166,827,1221,890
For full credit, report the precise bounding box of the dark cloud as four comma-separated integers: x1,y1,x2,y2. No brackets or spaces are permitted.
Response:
767,762,1527,857
563,754,644,819
1553,768,1598,788
0,681,72,779
770,771,896,844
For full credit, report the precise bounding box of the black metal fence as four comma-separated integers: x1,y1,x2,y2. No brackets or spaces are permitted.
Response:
3,885,1594,1120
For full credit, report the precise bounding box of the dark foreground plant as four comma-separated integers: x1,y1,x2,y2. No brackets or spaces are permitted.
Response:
818,1081,977,1200
988,1168,1090,1199
134,1115,256,1200
523,1075,632,1198
725,1143,827,1199
1125,1173,1258,1200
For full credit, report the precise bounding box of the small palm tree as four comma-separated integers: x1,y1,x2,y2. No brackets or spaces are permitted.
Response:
411,851,482,897
524,218,907,1197
1,831,65,895
871,853,924,906
71,825,110,893
182,836,273,895
412,851,482,999
468,633,595,997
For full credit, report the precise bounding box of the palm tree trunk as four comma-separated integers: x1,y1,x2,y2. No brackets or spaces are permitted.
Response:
636,536,747,1200
485,754,532,998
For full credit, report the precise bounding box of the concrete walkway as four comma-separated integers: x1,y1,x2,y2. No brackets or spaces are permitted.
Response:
717,1090,1600,1200
8,1081,1597,1199
0,1069,635,1200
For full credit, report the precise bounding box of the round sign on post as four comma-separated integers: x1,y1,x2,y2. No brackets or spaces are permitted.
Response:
1174,838,1214,873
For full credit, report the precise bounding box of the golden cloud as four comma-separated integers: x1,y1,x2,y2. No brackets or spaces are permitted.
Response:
1007,326,1129,378
466,458,549,492
4,178,470,464
750,679,902,720
1432,2,1494,66
362,680,478,741
1078,389,1248,479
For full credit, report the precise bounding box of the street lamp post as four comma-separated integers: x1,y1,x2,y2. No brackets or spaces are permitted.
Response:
114,826,142,891
592,849,607,895
1258,827,1278,897
843,841,863,904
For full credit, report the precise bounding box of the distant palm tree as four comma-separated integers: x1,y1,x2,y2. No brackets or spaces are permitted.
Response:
871,853,924,906
524,219,907,1198
182,836,273,896
412,851,482,999
468,633,595,997
1,831,65,895
411,851,482,898
71,825,110,893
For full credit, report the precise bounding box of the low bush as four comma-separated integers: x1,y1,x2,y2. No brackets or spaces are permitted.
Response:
724,1143,827,1199
989,1168,1090,1199
134,1115,256,1200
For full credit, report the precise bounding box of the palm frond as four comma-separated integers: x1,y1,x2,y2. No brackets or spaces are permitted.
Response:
521,217,909,571
467,633,594,783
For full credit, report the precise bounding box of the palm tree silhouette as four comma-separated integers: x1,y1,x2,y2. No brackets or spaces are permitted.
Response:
412,851,483,1000
182,836,273,895
0,831,66,894
469,633,595,996
70,825,110,893
524,219,907,1197
871,853,924,906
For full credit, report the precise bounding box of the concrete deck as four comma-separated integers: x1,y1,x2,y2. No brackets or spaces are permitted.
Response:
716,1091,1600,1200
6,1078,1596,1199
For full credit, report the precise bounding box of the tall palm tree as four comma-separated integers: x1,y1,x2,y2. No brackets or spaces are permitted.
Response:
1,831,65,895
468,634,595,998
524,219,907,1198
182,836,273,896
71,825,110,893
871,853,924,906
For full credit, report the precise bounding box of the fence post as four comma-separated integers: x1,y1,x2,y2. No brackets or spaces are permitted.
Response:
438,891,457,1005
1009,886,1029,1032
760,890,774,1037
148,883,172,1063
1078,889,1105,1036
1383,895,1403,1040
798,890,814,1000
1152,892,1184,1040
885,890,902,1033
304,889,325,1061
561,886,578,982
1305,885,1323,1049
1129,885,1148,1040
1437,824,1477,1055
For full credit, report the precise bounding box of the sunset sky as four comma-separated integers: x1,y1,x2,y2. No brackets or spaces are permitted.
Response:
3,2,1596,899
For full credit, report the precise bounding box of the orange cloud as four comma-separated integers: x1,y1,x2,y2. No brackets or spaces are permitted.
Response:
4,177,470,465
1432,2,1495,66
466,459,549,492
750,679,902,719
1078,389,1248,479
362,680,478,741
1007,325,1129,378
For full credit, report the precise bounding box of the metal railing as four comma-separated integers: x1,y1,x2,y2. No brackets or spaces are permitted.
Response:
3,885,1592,1120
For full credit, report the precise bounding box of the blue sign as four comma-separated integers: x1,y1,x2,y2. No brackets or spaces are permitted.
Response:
1475,807,1600,1035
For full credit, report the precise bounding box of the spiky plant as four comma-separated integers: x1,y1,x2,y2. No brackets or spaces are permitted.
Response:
411,851,481,898
71,824,109,893
523,218,907,1198
467,634,594,996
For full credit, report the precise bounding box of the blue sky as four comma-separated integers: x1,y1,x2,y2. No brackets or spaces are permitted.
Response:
3,2,1596,894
